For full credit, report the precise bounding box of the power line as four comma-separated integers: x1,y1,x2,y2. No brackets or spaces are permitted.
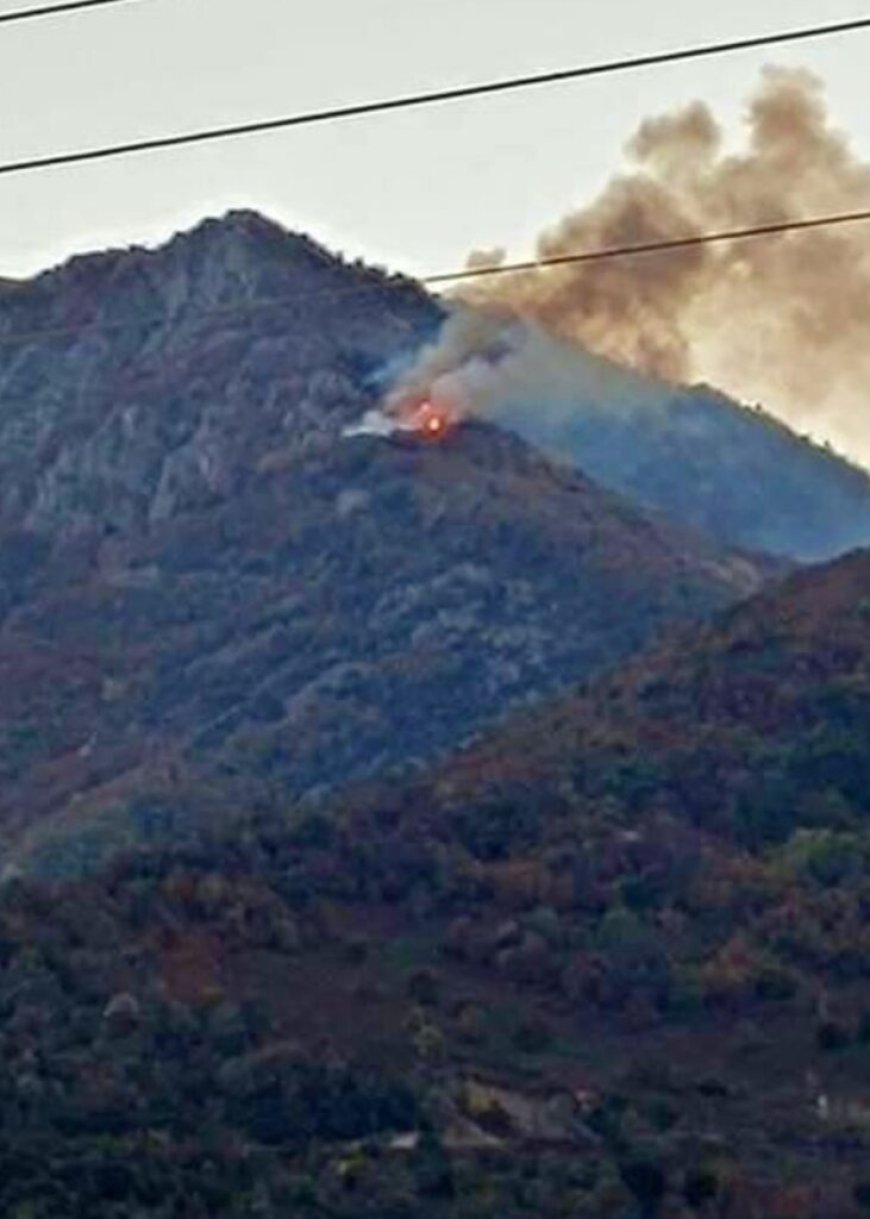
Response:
1,205,869,350
422,208,870,284
0,0,138,27
2,16,870,177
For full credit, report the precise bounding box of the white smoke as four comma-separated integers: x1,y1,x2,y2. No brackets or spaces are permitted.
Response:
381,306,669,432
342,409,411,439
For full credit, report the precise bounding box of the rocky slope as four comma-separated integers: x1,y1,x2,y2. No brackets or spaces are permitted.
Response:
0,412,764,871
0,211,437,541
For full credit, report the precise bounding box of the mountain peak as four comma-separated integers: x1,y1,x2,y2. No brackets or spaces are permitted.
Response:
164,209,347,282
8,210,414,331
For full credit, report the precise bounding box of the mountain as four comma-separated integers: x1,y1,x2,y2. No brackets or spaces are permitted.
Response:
0,420,763,870
0,210,438,541
0,552,868,1217
418,545,870,846
4,209,869,563
0,212,768,870
488,346,870,562
3,209,870,1215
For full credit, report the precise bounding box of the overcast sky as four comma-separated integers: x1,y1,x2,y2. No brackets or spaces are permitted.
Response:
3,0,870,281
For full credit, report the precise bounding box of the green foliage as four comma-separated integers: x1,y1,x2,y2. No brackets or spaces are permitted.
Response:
779,829,864,888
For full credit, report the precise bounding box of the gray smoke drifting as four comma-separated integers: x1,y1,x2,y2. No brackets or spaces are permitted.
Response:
395,69,870,465
384,308,666,426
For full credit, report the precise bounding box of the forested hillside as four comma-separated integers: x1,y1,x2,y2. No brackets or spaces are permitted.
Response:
0,554,869,1217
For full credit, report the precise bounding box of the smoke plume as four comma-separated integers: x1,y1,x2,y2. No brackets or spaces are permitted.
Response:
383,308,664,429
399,69,870,464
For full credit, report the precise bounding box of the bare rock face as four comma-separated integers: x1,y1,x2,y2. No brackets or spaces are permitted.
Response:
0,211,436,540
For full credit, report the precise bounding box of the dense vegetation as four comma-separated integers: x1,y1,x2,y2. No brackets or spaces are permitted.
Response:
0,551,869,1215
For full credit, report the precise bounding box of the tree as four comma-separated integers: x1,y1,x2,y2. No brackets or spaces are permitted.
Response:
619,1156,667,1219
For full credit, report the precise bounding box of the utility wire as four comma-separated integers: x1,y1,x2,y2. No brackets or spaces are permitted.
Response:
2,16,870,177
2,205,870,351
0,0,138,27
422,208,870,284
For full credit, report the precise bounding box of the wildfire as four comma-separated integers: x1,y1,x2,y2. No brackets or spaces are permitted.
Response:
343,397,458,443
414,400,453,441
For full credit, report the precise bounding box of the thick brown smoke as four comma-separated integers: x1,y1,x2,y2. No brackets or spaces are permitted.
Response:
458,68,870,464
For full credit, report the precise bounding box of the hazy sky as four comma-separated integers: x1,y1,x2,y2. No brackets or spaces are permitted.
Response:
3,0,870,281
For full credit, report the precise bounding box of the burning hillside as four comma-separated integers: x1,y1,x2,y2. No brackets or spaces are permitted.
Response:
343,396,460,443
395,69,870,466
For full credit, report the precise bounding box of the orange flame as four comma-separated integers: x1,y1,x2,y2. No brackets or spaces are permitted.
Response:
414,400,454,441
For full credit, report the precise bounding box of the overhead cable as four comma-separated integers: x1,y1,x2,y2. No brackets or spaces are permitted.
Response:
0,0,139,28
2,205,870,350
2,15,869,176
422,208,870,284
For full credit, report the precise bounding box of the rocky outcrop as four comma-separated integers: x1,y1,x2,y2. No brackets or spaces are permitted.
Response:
0,212,437,541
